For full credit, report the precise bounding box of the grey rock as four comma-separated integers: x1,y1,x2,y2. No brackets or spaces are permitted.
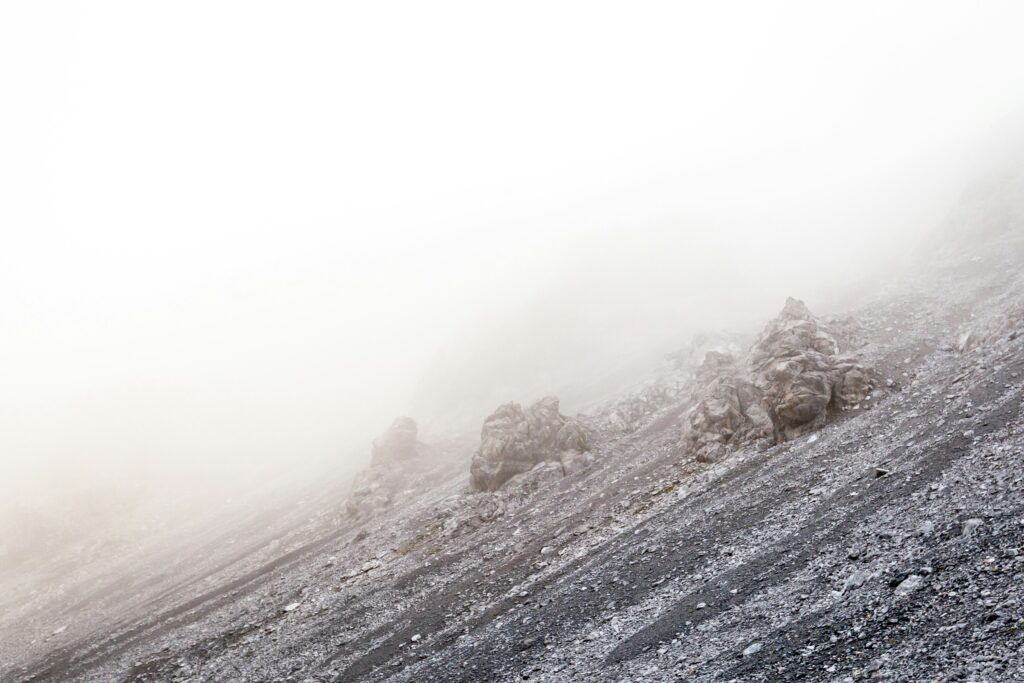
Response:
843,569,873,592
962,518,984,537
346,417,424,518
682,298,877,459
14,184,1024,683
681,352,772,462
470,397,590,492
751,298,876,442
371,416,419,466
894,574,923,595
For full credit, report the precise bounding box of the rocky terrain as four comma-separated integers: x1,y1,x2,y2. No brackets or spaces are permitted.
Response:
3,172,1024,682
470,397,591,492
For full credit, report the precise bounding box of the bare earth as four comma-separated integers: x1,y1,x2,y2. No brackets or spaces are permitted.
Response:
4,232,1024,683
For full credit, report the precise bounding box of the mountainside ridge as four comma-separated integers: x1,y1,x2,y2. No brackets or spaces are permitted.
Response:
4,189,1024,682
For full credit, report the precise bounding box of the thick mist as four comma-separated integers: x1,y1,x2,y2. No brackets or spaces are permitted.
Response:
3,1,1024,568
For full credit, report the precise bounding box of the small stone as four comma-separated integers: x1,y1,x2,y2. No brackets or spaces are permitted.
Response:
894,574,923,595
843,569,872,592
742,642,763,657
282,602,301,612
411,634,421,642
962,518,983,537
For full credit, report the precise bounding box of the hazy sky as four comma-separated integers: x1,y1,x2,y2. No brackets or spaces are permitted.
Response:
3,1,1024,510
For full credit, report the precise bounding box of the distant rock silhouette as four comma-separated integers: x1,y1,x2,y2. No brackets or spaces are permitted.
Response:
347,417,422,518
370,416,419,466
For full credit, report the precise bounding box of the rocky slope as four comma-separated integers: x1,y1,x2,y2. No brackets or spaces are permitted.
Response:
4,179,1024,682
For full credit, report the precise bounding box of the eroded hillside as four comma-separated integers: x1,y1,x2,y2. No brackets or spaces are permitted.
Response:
5,175,1024,683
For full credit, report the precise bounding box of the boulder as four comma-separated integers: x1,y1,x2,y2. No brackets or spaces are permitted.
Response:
346,470,397,519
470,397,590,492
347,417,422,518
749,297,839,366
681,352,772,462
751,298,876,441
598,332,745,435
370,416,419,466
757,351,834,441
682,298,877,459
832,362,875,407
600,385,677,434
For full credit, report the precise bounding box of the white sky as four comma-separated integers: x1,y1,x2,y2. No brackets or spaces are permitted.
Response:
2,1,1024,508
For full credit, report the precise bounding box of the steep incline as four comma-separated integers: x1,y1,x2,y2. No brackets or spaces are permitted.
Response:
6,209,1024,682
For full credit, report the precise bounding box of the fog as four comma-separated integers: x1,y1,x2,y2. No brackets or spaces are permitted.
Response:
3,1,1024,562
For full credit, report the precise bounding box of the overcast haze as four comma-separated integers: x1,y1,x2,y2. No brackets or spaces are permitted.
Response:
3,1,1024,528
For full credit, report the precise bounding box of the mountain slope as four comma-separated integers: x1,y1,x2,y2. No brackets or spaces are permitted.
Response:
5,188,1024,683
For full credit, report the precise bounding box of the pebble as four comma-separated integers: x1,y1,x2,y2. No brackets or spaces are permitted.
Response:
894,574,923,595
962,518,984,537
742,642,763,657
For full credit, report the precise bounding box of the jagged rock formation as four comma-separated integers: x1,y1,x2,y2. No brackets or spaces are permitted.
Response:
370,416,418,465
11,164,1024,683
599,385,678,434
683,298,876,460
681,351,772,462
346,417,422,518
751,297,876,441
596,332,745,436
469,397,590,492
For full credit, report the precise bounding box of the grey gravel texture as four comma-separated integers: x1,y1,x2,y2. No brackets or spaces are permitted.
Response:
4,191,1024,683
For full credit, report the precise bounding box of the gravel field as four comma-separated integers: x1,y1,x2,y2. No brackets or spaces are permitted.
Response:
4,219,1024,683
